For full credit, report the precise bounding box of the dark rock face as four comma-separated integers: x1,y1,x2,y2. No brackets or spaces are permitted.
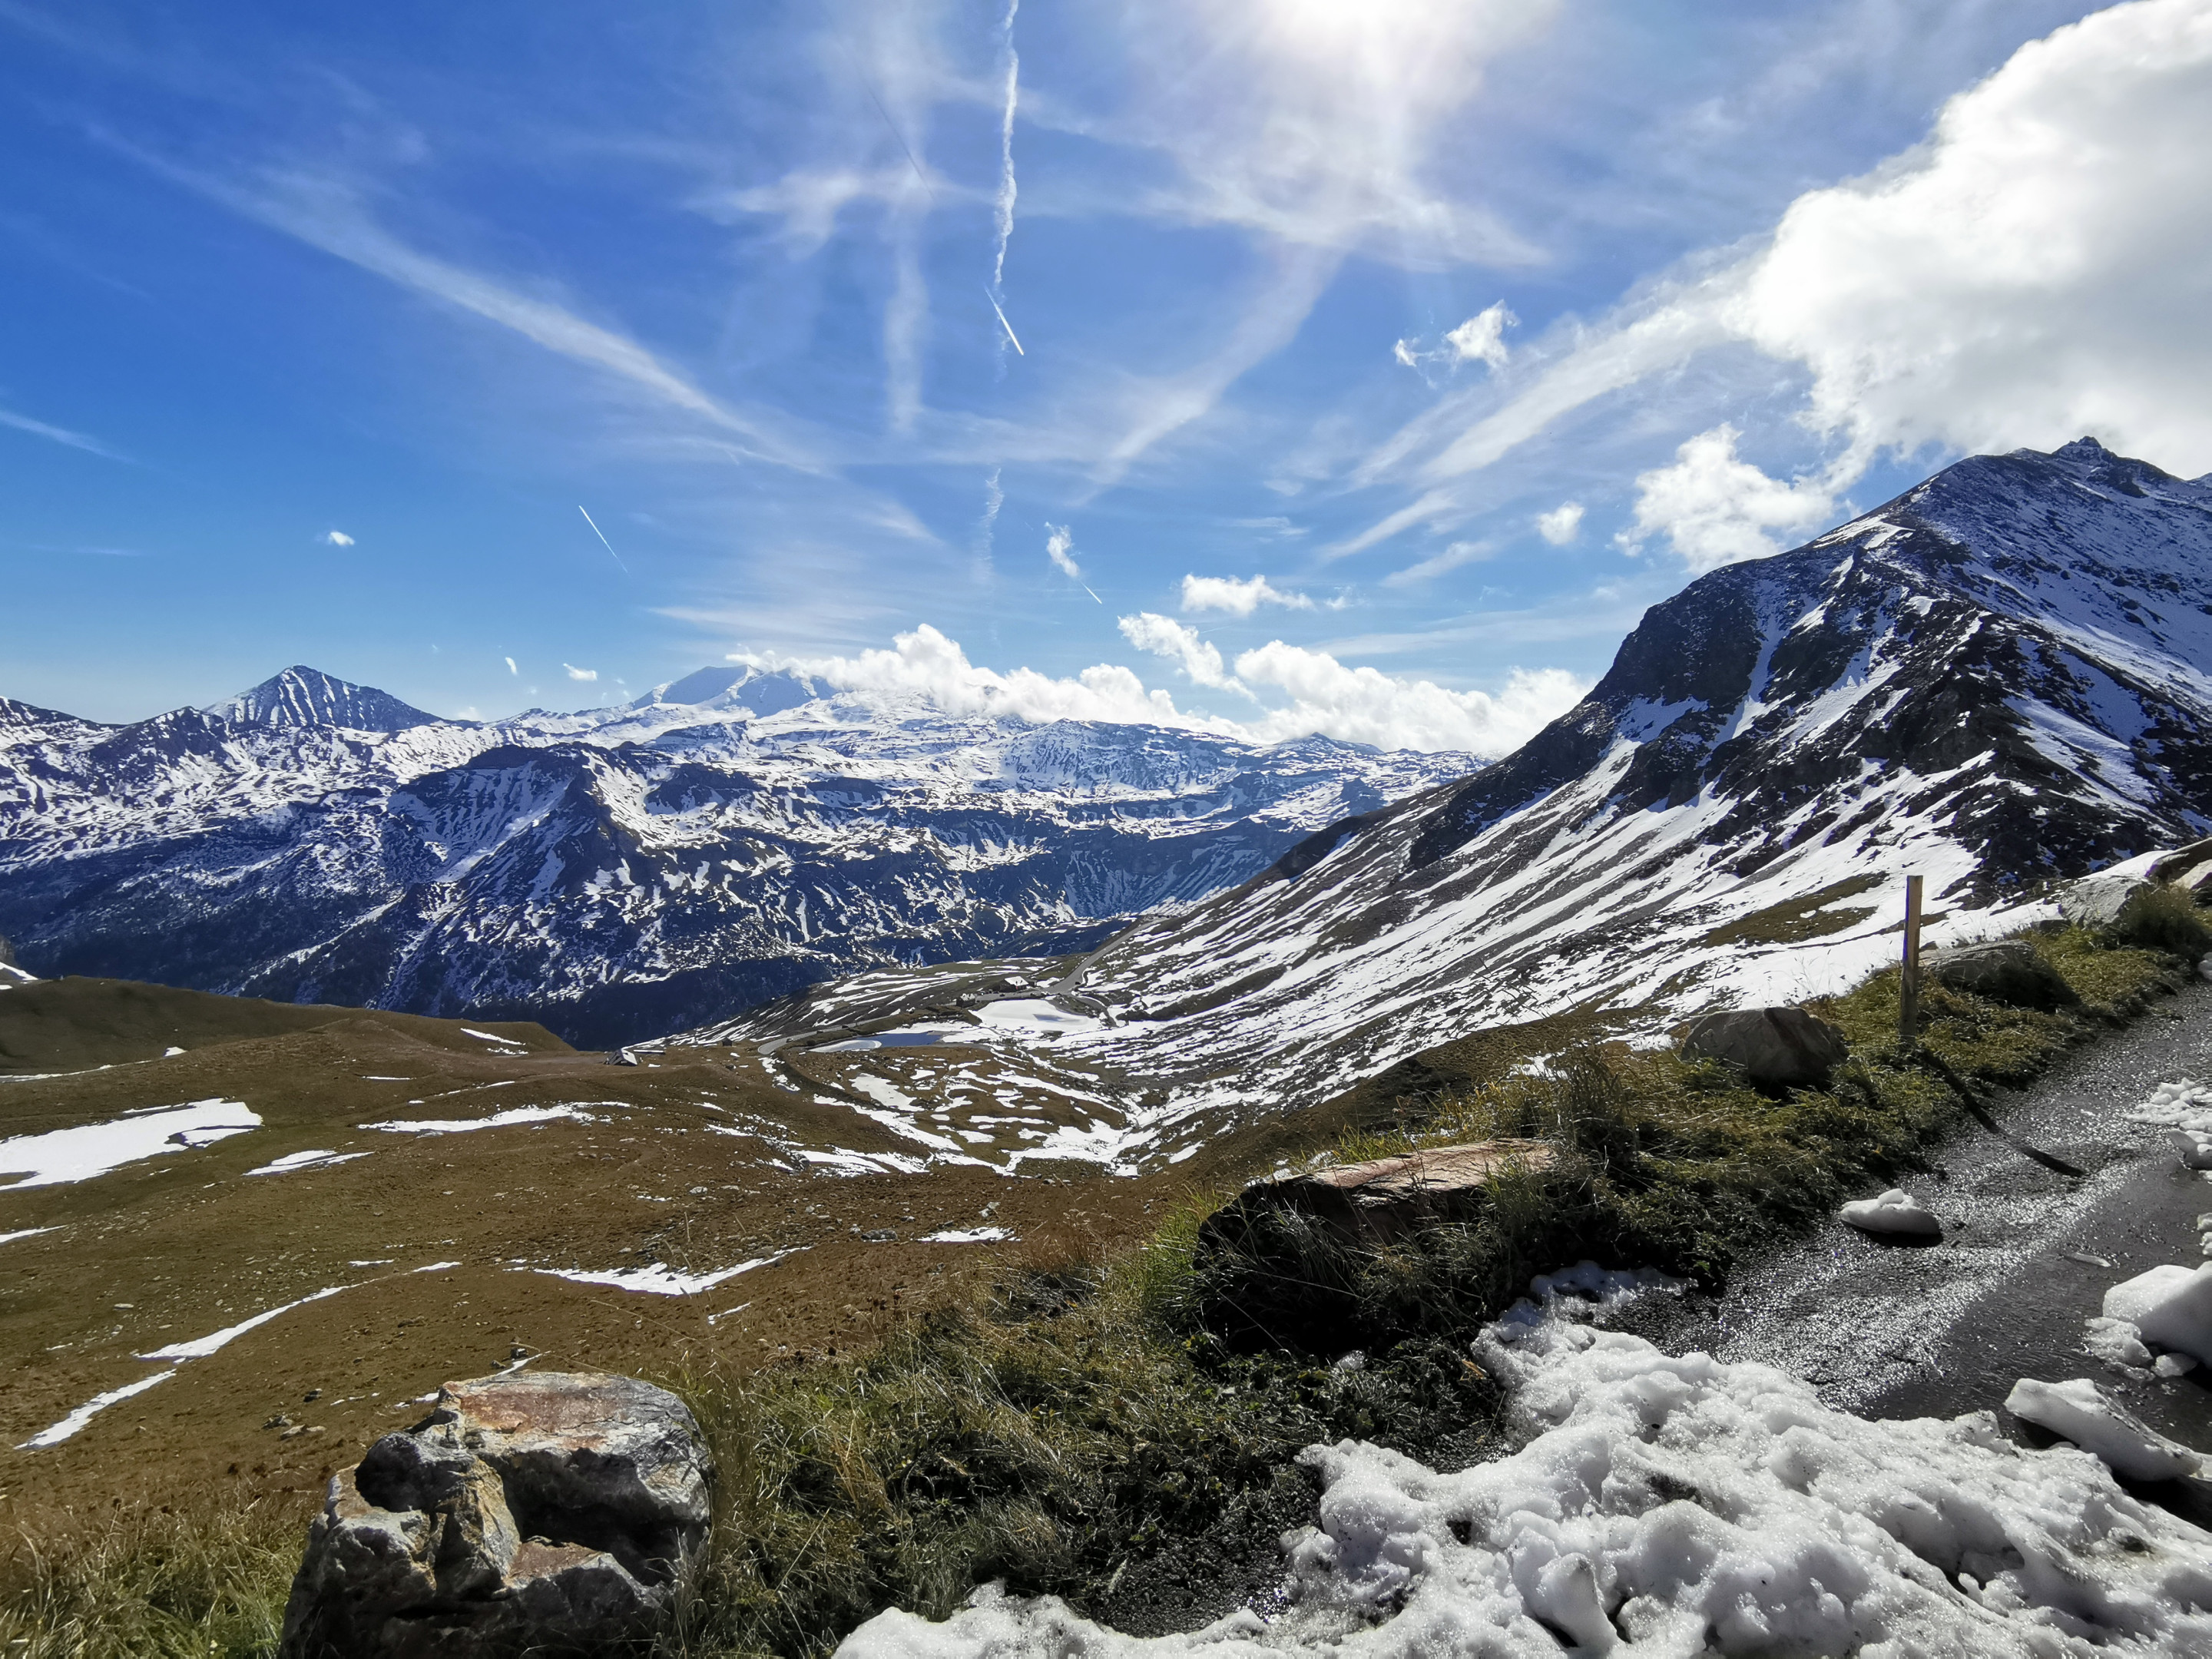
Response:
1680,1008,1849,1088
1923,940,2079,1010
277,1371,710,1659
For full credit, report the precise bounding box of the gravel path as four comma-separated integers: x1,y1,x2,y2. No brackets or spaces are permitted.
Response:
1621,972,2212,1513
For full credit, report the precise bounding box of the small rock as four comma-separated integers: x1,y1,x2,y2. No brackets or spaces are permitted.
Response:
1678,1007,1849,1089
277,1371,711,1658
1921,939,2078,1011
303,1388,321,1402
263,1413,294,1431
860,1229,898,1243
1839,1189,1942,1238
608,1046,641,1068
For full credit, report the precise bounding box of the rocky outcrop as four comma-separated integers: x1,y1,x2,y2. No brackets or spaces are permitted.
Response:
1679,1008,1849,1089
1922,939,2078,1011
277,1371,710,1658
2059,873,2158,931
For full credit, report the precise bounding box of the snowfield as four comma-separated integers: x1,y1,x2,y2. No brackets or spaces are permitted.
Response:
843,1278,2212,1658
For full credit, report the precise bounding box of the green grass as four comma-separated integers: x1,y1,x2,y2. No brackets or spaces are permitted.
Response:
0,1499,300,1659
2,919,2196,1657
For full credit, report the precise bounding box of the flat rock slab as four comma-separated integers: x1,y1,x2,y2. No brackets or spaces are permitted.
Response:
1208,1139,1555,1255
1305,1141,1557,1200
278,1370,710,1659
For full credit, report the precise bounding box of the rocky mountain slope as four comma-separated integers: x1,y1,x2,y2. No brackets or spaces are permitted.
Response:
702,439,2212,1161
0,667,1472,1048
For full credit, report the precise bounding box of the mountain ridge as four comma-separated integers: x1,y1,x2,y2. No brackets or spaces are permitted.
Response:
0,665,1479,1047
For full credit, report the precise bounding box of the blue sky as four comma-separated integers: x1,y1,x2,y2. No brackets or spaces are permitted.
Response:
5,0,2210,749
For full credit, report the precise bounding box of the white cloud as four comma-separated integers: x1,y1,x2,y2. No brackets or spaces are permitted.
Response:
320,529,355,547
1395,302,1515,378
563,663,598,682
1045,523,1081,580
1369,0,2212,525
1731,0,2212,474
737,624,1585,757
1620,425,1838,573
1179,572,1314,615
1383,540,1492,588
505,656,518,675
1118,612,1239,690
736,625,1190,728
1445,303,1515,369
1536,502,1584,545
1233,644,1588,755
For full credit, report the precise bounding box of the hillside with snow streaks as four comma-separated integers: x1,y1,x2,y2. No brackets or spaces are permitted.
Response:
702,441,2212,1164
1055,439,2212,1128
0,667,1472,1048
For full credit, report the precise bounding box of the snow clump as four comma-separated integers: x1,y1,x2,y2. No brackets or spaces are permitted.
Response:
839,1285,2212,1659
2104,1264,2212,1368
2003,1376,2203,1482
1839,1187,1942,1237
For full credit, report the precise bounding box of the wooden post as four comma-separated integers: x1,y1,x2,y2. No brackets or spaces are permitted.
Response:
1899,874,1925,1051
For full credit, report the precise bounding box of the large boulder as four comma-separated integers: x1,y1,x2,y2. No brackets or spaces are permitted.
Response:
1922,939,2078,1010
2058,873,2157,930
1678,1007,1849,1088
278,1371,711,1658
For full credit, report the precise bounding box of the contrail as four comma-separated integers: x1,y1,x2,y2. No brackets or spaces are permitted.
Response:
577,505,629,574
1084,585,1101,604
985,287,1025,356
833,27,933,202
991,0,1020,290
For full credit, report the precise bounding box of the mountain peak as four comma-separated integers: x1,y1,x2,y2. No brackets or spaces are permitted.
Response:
207,667,442,733
629,664,821,718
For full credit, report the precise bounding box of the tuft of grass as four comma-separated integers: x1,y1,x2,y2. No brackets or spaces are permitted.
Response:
0,1499,300,1659
2114,883,2212,962
655,1253,1507,1657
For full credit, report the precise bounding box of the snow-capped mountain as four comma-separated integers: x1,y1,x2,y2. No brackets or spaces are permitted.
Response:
699,440,2212,1163
0,665,1475,1046
204,664,444,732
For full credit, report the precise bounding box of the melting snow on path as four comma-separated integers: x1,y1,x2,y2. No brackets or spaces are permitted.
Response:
362,1104,599,1134
840,1265,2212,1658
0,1100,260,1189
531,1248,800,1296
917,1227,1014,1243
